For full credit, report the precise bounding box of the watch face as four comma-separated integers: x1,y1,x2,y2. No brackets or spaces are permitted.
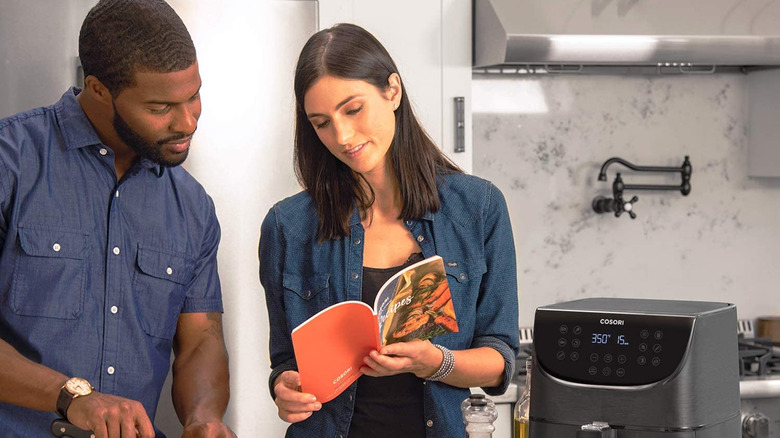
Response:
65,377,93,396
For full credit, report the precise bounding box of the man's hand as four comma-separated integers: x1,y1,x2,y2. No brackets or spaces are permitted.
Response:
273,370,321,423
67,391,155,438
182,420,237,438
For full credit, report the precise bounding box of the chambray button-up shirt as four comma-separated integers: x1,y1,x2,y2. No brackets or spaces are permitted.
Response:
260,173,519,438
0,89,223,437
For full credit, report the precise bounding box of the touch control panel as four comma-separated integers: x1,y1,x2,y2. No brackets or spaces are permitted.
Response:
534,310,694,386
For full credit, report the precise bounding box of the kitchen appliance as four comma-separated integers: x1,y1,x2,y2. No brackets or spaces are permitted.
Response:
473,0,780,72
737,330,780,438
529,298,740,437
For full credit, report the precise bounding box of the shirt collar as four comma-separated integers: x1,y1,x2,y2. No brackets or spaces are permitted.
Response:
138,158,165,177
55,87,103,151
55,88,164,177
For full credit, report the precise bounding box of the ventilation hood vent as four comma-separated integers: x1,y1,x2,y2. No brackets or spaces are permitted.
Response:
474,0,780,74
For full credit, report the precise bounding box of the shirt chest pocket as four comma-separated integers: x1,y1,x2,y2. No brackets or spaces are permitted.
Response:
282,272,330,328
444,257,487,303
10,226,87,319
133,246,195,340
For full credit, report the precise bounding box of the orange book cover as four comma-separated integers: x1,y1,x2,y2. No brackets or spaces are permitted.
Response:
291,255,458,403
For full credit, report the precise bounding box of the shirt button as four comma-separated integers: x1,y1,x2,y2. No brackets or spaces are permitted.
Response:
166,267,173,275
353,238,361,245
112,247,120,255
351,273,359,279
107,366,115,375
110,306,118,314
405,220,412,226
416,235,424,242
459,273,467,280
99,148,108,156
52,243,61,252
426,420,433,427
115,190,119,198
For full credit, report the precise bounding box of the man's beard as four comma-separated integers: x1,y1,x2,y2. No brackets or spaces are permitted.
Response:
112,101,191,168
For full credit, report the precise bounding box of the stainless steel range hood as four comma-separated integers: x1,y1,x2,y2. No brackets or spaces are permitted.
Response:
474,0,780,74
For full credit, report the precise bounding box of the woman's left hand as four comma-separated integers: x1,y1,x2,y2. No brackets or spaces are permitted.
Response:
360,339,443,379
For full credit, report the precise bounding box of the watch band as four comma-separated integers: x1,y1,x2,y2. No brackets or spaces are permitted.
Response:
56,385,73,419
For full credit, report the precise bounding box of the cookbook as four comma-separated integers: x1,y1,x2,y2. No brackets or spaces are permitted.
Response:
291,255,458,402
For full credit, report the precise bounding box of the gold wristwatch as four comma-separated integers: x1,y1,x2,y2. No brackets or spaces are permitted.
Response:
56,377,94,419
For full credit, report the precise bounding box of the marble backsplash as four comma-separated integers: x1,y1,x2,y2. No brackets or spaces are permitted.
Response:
472,74,780,327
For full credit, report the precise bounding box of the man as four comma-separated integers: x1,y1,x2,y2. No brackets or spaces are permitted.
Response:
0,0,234,436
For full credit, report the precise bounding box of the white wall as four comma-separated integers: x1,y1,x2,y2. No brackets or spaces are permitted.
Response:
472,74,780,329
159,1,313,436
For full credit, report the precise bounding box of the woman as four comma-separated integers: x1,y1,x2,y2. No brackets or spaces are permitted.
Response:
259,23,519,437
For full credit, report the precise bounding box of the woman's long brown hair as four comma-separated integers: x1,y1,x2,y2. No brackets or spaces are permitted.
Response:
293,23,461,241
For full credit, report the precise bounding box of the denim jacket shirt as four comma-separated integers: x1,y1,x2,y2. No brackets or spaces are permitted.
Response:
259,172,519,438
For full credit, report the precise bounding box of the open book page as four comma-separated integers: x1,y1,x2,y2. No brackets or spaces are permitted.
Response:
291,301,380,403
375,255,459,346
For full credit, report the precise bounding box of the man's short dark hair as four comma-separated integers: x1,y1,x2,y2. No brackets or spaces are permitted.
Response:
79,0,197,96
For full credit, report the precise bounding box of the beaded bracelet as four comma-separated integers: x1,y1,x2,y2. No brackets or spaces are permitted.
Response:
427,344,455,381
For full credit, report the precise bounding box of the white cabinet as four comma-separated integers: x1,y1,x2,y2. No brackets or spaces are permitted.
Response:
748,68,780,177
318,0,473,173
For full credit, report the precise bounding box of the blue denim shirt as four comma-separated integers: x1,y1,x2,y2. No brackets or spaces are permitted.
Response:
260,173,519,438
0,89,223,437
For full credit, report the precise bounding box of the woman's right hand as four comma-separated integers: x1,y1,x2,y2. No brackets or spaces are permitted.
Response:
273,371,322,423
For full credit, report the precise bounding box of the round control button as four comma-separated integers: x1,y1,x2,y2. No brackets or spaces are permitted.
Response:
570,352,579,361
559,325,569,334
637,356,647,366
639,343,648,352
590,353,599,363
653,344,662,353
640,329,649,339
603,354,613,363
558,338,567,347
572,339,581,348
652,357,661,367
654,330,664,340
573,326,582,335
602,367,612,376
616,368,626,377
588,366,598,375
556,351,566,360
617,354,627,364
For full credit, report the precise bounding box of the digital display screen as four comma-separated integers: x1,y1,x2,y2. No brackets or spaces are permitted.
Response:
591,333,630,345
533,304,699,386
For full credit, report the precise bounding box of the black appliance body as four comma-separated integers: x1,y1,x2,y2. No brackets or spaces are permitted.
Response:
530,298,740,438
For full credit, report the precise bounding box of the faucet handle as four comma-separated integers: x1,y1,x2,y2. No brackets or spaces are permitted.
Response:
615,196,638,219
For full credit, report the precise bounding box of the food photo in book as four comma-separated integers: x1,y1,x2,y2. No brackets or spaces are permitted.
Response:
379,259,458,345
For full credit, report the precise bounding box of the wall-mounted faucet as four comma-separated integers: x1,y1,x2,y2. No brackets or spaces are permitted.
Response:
592,156,692,219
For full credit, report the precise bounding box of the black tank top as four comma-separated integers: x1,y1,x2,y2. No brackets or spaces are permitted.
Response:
347,252,426,438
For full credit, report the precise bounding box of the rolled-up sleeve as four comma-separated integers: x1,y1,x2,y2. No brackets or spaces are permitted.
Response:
475,182,519,395
182,195,223,313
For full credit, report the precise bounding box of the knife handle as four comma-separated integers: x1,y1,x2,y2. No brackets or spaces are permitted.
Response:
50,418,95,438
